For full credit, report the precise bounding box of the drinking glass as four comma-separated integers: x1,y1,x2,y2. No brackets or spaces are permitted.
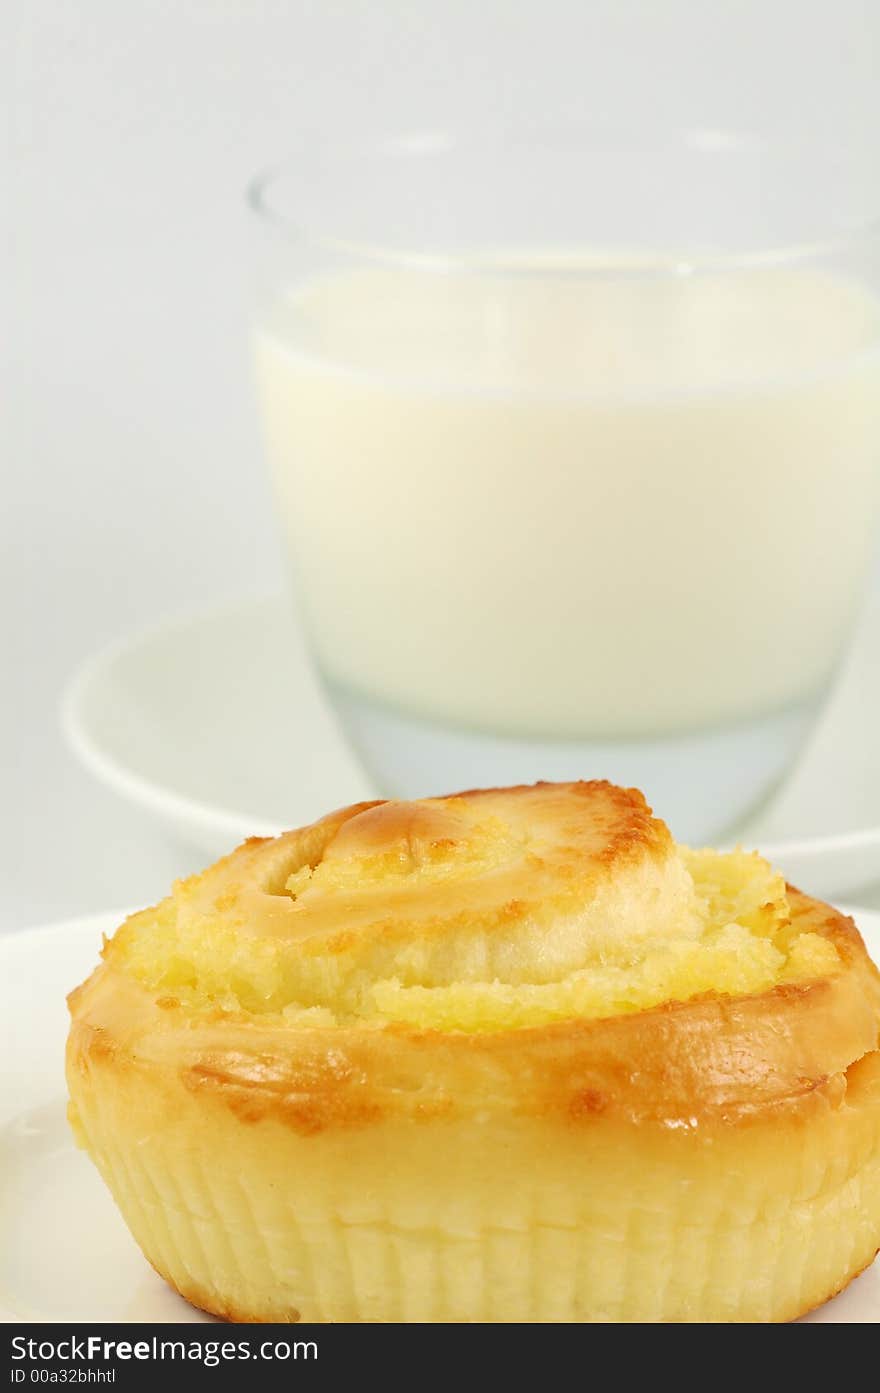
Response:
248,124,880,841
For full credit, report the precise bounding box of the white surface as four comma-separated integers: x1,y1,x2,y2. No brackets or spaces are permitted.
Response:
5,3,880,931
62,594,880,900
2,911,878,1323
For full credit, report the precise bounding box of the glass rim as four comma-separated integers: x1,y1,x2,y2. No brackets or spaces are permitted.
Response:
246,122,880,276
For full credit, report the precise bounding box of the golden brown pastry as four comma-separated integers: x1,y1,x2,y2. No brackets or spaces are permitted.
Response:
66,781,880,1322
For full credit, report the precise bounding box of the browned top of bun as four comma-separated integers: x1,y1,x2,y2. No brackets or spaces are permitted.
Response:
68,781,880,1134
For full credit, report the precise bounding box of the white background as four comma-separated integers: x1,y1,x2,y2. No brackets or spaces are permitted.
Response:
5,1,880,931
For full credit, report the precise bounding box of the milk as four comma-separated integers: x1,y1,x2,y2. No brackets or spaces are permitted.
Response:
255,265,880,752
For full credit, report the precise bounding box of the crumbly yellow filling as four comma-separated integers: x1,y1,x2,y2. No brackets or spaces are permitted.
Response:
107,843,839,1031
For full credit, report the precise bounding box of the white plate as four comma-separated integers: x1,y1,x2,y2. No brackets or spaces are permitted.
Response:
62,596,880,899
2,913,879,1324
0,916,213,1323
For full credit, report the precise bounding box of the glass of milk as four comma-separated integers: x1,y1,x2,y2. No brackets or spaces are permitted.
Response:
249,126,880,841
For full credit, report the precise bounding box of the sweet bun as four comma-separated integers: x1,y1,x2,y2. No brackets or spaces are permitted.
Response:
66,781,880,1322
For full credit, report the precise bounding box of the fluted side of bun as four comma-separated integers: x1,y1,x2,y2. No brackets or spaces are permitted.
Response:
67,781,880,1321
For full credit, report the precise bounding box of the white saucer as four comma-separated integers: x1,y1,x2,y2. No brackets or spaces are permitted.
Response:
62,595,880,899
2,913,878,1324
62,596,374,854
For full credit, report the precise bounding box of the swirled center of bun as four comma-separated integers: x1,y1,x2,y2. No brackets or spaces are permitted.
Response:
107,782,839,1028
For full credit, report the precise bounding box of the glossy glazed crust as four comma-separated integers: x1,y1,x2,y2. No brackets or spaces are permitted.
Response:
67,1036,880,1322
68,780,880,1135
68,888,880,1135
118,780,676,954
65,781,880,1322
